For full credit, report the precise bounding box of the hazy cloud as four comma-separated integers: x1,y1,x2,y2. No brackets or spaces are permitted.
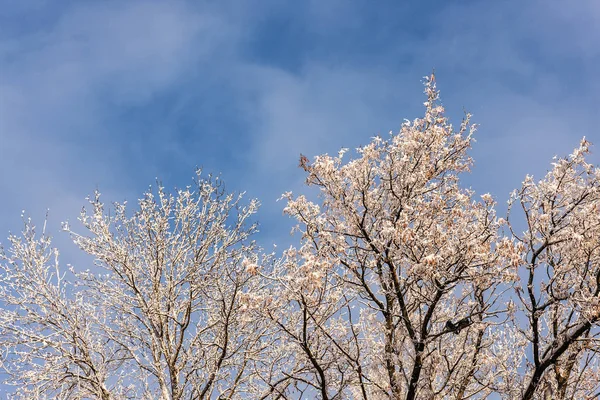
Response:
0,0,598,250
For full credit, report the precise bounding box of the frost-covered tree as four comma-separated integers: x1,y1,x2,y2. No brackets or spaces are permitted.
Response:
2,76,599,400
263,74,514,399
505,138,600,400
257,75,599,399
0,172,266,399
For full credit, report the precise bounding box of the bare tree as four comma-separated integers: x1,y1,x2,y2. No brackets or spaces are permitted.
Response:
257,76,600,399
506,139,600,400
1,171,266,399
0,217,117,399
261,75,514,399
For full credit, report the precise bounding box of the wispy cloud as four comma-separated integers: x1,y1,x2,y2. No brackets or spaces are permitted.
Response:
0,0,598,251
1,1,222,234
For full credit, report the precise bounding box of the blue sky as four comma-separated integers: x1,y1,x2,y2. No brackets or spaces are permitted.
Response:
1,0,599,260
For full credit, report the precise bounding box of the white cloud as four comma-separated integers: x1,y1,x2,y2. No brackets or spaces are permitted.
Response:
0,0,598,250
0,1,235,264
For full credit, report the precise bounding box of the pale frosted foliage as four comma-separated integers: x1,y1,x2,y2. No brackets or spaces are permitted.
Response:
0,219,116,399
2,78,600,400
266,75,510,400
1,172,265,400
506,138,600,400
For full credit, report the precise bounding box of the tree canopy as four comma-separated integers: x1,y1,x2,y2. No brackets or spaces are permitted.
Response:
1,75,599,399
